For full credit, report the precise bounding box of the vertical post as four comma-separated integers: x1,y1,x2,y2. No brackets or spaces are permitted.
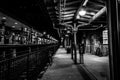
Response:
71,35,74,59
36,47,39,66
73,23,77,64
13,49,16,58
1,18,6,44
27,47,31,80
107,0,120,80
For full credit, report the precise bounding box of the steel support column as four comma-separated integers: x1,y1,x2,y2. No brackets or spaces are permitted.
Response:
107,0,120,80
73,23,77,64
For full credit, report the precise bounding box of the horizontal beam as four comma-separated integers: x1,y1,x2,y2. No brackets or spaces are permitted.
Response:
86,7,99,12
60,7,77,11
65,0,82,6
60,17,73,20
61,10,76,14
88,1,105,7
61,14,74,18
63,21,73,24
89,6,106,23
80,15,92,19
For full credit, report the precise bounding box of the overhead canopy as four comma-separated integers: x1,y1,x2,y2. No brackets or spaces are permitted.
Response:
0,0,107,39
44,0,107,29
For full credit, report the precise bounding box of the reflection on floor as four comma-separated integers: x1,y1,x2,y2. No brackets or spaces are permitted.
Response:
84,53,110,80
40,48,110,80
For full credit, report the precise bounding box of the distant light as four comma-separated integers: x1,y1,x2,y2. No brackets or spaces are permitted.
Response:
67,31,70,33
12,26,15,28
65,35,69,37
79,10,86,16
64,28,67,30
2,17,6,20
76,15,80,19
43,32,46,34
24,28,27,31
15,22,18,24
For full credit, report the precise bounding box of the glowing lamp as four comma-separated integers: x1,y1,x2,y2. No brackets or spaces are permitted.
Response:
79,10,86,16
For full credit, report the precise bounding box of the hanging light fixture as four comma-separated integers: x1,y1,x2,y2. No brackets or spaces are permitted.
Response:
79,9,86,16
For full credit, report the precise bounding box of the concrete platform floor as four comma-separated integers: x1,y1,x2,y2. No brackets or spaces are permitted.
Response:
40,48,86,80
39,48,110,80
84,53,110,80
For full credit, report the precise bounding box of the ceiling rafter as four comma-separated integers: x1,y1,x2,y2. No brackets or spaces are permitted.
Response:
60,17,73,20
80,16,92,19
88,1,105,7
77,19,89,23
60,7,77,11
63,21,73,23
78,21,88,24
86,7,99,12
90,0,105,5
82,15,92,18
89,6,106,23
65,0,82,6
61,10,76,14
61,14,74,18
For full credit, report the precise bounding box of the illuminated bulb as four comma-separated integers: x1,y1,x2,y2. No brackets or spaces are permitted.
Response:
15,22,18,24
12,26,15,28
79,10,86,16
43,32,46,34
76,15,80,19
2,17,6,19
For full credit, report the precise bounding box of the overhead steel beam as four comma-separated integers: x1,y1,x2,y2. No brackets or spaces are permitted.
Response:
82,15,92,18
77,23,88,28
90,0,105,5
88,1,105,7
65,0,82,6
79,17,90,21
80,15,92,19
61,10,76,14
86,7,99,12
61,14,74,18
83,0,89,6
61,7,77,11
77,19,89,23
78,21,88,24
63,21,73,24
89,6,106,23
60,17,73,20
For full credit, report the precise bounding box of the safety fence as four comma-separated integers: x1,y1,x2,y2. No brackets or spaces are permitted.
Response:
0,44,59,80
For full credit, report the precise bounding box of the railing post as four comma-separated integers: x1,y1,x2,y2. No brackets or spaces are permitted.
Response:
13,48,16,58
7,50,11,80
27,47,31,80
36,47,39,66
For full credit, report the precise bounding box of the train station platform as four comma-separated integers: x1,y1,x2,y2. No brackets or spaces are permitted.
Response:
39,48,110,80
84,53,110,80
39,48,86,80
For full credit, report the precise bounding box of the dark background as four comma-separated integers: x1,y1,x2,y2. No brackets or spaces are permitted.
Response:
0,0,60,40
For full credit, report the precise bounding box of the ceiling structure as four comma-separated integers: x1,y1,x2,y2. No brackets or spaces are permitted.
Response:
0,0,107,39
44,0,107,30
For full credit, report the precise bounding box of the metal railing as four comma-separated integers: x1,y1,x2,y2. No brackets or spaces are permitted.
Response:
0,44,59,80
